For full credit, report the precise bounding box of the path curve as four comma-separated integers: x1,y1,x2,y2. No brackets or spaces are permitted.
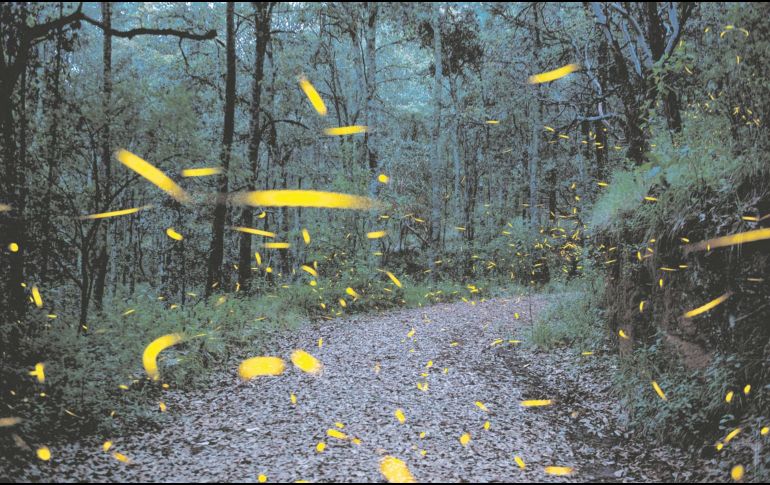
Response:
15,295,704,482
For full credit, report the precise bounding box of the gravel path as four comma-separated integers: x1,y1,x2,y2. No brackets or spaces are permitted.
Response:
12,295,706,482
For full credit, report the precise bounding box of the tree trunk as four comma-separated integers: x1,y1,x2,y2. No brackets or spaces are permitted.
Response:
237,2,272,292
428,2,443,278
93,1,112,310
364,2,379,196
528,6,543,229
206,1,236,297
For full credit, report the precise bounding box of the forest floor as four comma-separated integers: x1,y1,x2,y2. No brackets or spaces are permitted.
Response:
9,295,714,482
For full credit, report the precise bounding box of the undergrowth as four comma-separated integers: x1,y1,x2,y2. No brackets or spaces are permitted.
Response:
0,276,492,454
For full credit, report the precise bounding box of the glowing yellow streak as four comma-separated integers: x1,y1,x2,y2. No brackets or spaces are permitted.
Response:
651,381,667,400
544,466,573,476
166,228,183,240
520,399,552,407
82,206,151,219
302,228,311,244
301,265,318,277
323,125,368,136
378,174,389,184
385,271,402,288
264,242,290,249
231,189,378,210
31,286,43,308
486,120,499,124
367,230,387,239
528,64,579,84
298,76,327,115
112,452,130,463
346,287,361,299
143,333,183,380
724,427,740,442
683,292,732,318
181,167,222,177
231,226,276,238
290,349,322,374
459,432,471,446
115,149,189,203
731,465,744,481
685,228,770,253
380,456,416,483
238,356,286,380
514,456,526,469
327,429,347,440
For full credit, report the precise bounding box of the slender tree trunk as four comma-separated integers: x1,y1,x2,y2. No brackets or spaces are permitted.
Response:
0,5,28,324
237,2,272,291
206,1,236,297
449,76,464,224
93,1,112,310
364,2,379,196
528,6,543,229
428,3,443,278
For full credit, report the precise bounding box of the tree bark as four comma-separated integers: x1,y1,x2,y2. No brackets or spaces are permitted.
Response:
428,3,443,278
206,1,236,297
93,1,113,311
237,2,273,292
364,2,379,197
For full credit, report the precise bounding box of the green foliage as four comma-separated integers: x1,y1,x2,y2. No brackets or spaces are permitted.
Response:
527,271,606,351
588,99,770,452
613,343,742,448
0,276,493,443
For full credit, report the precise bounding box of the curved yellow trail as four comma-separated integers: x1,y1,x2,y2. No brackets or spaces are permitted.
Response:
528,64,580,84
683,292,732,318
143,334,183,381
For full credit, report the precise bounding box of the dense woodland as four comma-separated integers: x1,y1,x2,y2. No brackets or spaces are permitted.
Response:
1,2,769,481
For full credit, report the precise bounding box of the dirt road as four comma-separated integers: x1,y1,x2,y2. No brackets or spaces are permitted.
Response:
12,295,705,482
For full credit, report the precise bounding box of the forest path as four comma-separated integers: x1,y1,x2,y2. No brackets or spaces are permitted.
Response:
20,295,702,482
